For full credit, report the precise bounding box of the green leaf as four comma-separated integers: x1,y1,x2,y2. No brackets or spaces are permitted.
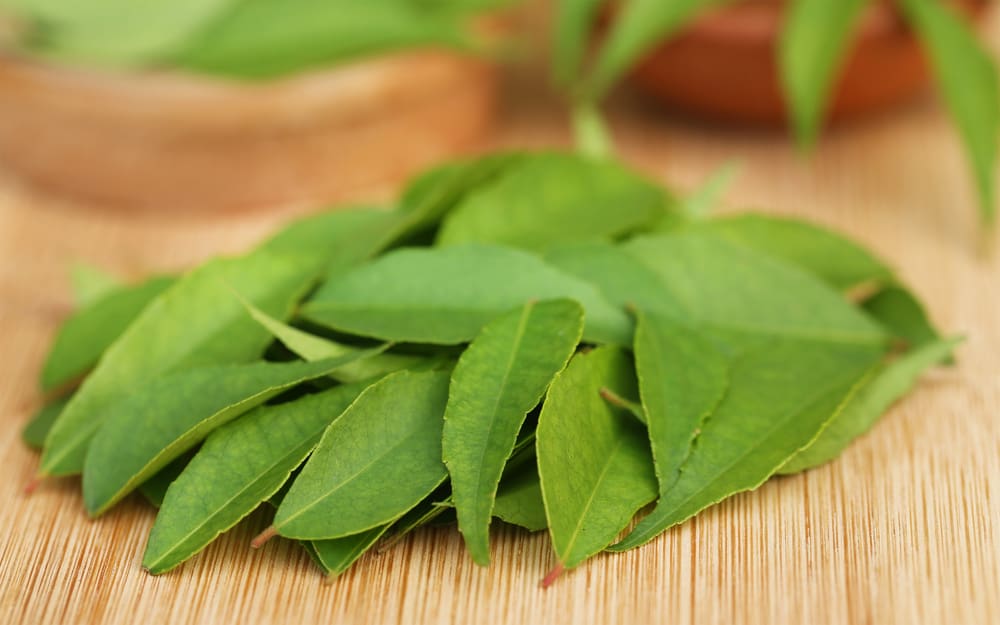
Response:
82,353,375,517
40,275,176,393
302,244,633,346
11,0,237,66
695,214,894,291
544,241,674,311
41,208,399,477
613,334,881,551
900,0,999,223
589,0,735,98
175,0,470,79
241,300,424,383
306,526,392,579
398,153,523,230
633,312,728,492
69,263,122,307
779,0,866,146
537,347,657,571
443,299,584,565
21,397,69,450
553,0,605,86
780,337,961,474
862,285,943,348
492,463,547,532
137,453,193,509
436,153,668,251
143,382,369,574
623,231,888,345
274,369,451,540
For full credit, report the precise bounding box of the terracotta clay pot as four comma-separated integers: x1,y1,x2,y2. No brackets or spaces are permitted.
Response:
0,49,497,212
627,0,990,125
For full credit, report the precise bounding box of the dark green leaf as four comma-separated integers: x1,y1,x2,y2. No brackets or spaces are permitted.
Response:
41,208,399,477
143,382,369,574
83,354,376,517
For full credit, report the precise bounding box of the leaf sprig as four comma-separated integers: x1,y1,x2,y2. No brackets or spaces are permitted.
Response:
556,0,999,225
23,151,956,583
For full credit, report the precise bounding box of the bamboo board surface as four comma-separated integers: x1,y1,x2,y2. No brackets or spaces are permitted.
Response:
1,30,999,625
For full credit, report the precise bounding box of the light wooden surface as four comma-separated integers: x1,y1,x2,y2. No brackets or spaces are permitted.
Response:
2,25,1000,625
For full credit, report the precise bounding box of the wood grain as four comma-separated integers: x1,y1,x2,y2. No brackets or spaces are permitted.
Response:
1,16,999,625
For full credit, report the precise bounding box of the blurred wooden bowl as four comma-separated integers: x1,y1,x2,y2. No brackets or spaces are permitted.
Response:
626,0,990,125
0,50,498,211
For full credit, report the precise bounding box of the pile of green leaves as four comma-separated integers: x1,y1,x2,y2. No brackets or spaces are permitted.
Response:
0,0,510,78
554,0,999,225
23,151,956,582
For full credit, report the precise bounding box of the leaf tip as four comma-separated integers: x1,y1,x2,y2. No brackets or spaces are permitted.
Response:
251,525,279,550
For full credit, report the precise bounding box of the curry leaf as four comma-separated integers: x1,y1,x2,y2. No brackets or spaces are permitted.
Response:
899,0,999,223
780,337,960,474
537,347,657,573
40,275,175,393
633,311,728,492
694,214,894,291
21,397,69,450
41,208,400,477
241,300,424,382
613,335,881,551
143,381,369,574
443,299,584,565
302,244,633,346
491,463,547,532
306,526,392,578
436,153,669,251
274,369,451,540
589,0,736,98
138,453,194,509
779,0,866,146
623,231,888,344
83,353,376,517
861,285,943,348
553,0,604,87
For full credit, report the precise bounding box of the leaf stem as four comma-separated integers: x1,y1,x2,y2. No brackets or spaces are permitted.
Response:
251,525,278,549
540,562,566,589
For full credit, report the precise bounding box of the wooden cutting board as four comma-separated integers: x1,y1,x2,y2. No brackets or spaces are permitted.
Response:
1,31,999,625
